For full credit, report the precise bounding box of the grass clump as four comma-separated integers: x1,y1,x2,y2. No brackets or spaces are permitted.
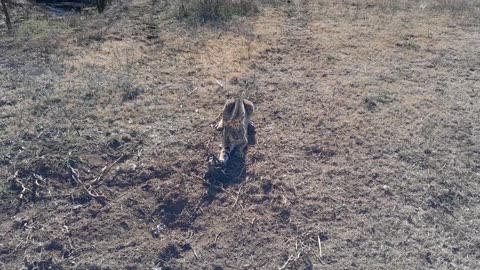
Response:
16,18,71,39
364,92,396,111
176,0,259,22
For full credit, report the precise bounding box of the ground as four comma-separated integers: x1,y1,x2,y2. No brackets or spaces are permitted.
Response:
0,0,479,269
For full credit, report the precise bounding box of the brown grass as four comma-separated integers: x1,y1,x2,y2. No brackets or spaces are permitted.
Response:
1,0,479,269
175,0,259,21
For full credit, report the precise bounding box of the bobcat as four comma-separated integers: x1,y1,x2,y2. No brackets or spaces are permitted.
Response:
216,98,254,165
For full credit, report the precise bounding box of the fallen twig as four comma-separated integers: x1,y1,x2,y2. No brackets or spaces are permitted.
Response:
56,98,81,136
63,224,76,251
12,171,29,201
187,87,199,96
136,147,143,161
214,232,221,244
67,163,107,203
31,173,48,199
91,154,124,185
32,173,46,188
192,245,199,259
231,184,244,209
278,252,301,270
318,234,322,258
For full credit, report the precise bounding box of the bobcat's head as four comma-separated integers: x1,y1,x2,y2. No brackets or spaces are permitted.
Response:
224,118,246,141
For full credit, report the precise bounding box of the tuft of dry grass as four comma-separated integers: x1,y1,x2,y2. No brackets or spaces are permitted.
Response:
15,17,72,38
175,0,259,21
1,0,480,269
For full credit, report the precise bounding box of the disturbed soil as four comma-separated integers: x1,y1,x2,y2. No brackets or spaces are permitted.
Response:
1,0,479,269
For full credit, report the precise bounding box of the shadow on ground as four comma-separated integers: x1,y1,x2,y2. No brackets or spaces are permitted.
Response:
202,124,256,204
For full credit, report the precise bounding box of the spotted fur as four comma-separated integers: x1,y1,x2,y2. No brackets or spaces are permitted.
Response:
216,98,254,164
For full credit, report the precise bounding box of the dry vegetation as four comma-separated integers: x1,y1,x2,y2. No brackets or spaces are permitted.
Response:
1,0,479,269
175,0,259,21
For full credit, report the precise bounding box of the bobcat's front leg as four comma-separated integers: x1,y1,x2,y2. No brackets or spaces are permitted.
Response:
236,143,247,157
219,144,230,164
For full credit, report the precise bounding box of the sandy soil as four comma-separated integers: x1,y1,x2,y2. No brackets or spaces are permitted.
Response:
1,0,479,269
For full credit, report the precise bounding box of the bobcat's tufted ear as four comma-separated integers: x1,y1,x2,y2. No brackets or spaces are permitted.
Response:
243,99,254,118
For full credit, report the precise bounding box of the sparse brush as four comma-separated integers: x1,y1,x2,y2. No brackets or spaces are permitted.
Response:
117,75,144,102
364,92,396,111
176,0,259,21
15,17,72,40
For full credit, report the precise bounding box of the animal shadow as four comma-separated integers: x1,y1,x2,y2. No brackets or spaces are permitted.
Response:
202,124,256,204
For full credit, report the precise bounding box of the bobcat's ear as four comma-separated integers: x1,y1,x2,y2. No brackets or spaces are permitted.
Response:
243,99,254,117
223,99,236,120
225,100,236,112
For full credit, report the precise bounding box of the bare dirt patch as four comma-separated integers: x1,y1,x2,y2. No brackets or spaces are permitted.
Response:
1,0,479,269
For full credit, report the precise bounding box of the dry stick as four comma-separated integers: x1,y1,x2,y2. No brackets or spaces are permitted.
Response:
57,103,81,136
231,191,241,209
187,87,199,96
67,164,107,202
1,0,12,34
32,173,48,199
318,234,322,258
136,148,143,161
231,184,245,210
279,248,302,270
192,245,199,259
32,173,46,187
24,227,32,246
214,232,221,244
90,154,124,185
13,171,28,200
63,225,76,252
278,255,294,270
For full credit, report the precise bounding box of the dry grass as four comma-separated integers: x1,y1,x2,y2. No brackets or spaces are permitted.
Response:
175,0,259,21
0,0,479,269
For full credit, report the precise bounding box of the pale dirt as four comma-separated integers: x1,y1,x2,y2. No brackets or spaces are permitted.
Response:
0,0,479,269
